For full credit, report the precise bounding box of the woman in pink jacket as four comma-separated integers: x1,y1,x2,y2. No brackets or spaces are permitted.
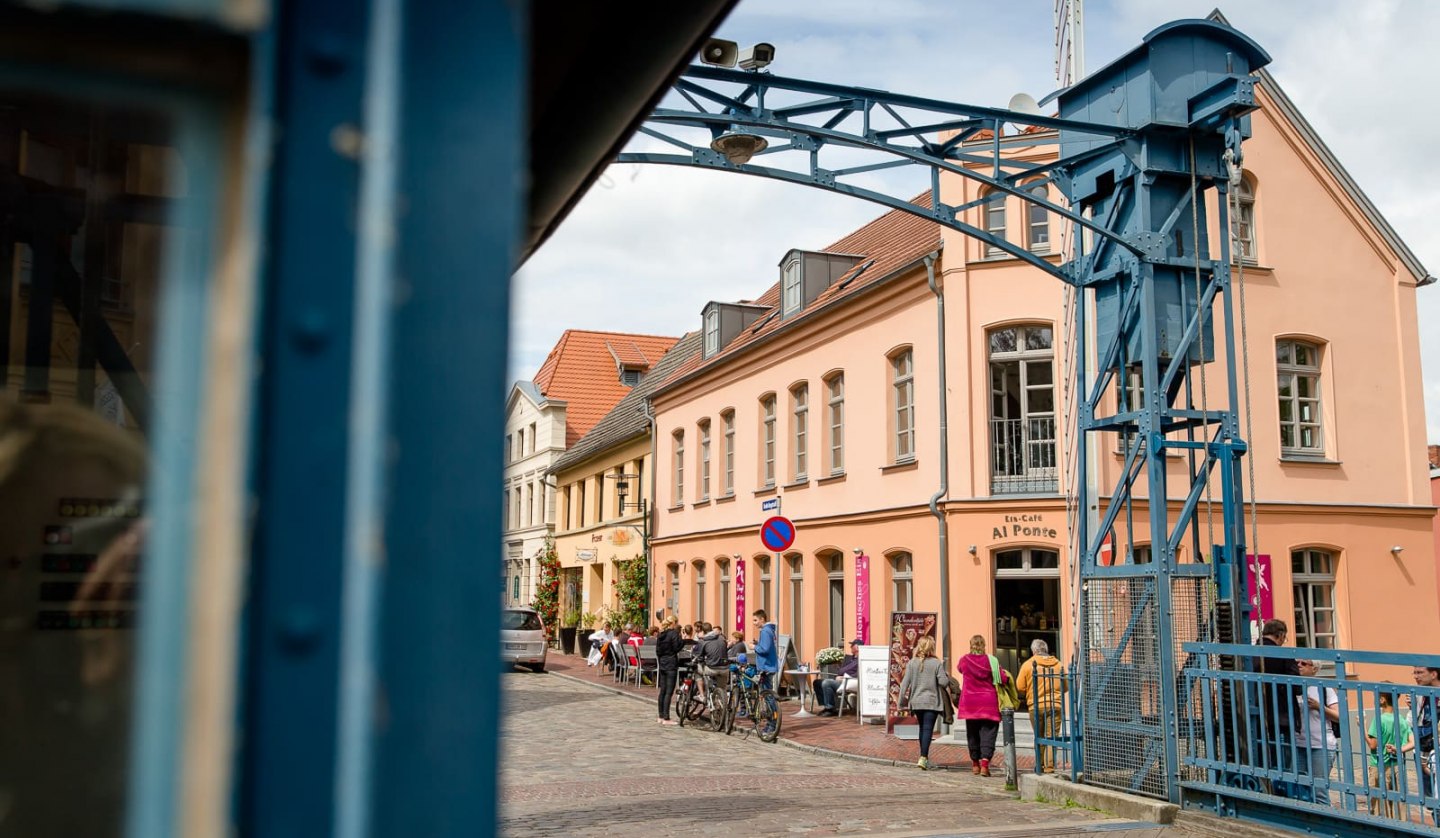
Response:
956,634,1007,776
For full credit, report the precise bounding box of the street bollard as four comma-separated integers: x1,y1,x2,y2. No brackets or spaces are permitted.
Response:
1001,708,1018,790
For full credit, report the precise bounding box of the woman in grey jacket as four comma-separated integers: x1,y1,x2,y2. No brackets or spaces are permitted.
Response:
899,635,945,770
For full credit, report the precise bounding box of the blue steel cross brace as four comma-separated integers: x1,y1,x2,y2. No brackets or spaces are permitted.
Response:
622,19,1270,804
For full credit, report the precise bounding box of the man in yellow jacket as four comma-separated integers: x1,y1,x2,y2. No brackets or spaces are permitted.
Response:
1015,638,1066,771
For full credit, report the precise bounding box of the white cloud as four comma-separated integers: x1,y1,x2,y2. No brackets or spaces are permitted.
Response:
514,0,1440,441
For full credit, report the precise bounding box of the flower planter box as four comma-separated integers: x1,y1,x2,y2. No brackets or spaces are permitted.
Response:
558,626,578,655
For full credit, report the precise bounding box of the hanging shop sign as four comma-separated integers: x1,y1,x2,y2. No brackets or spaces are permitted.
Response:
854,553,870,644
575,549,597,562
611,528,632,546
991,513,1058,541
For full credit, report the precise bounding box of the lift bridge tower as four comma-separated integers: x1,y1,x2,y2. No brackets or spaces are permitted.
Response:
623,19,1270,801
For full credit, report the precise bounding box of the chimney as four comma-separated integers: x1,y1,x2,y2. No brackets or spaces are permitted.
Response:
1429,444,1440,470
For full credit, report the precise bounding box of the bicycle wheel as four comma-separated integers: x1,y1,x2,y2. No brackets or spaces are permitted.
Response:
724,685,740,735
674,682,693,727
685,689,705,722
707,689,727,732
755,689,781,743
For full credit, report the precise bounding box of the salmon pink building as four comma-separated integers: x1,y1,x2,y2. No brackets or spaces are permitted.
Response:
647,65,1438,674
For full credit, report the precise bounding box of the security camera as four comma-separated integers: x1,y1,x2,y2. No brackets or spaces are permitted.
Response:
738,43,775,71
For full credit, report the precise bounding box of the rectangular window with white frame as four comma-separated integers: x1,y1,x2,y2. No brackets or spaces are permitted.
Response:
891,350,914,462
984,191,1006,257
721,410,735,495
891,553,913,612
1026,182,1049,253
826,373,844,475
698,419,711,501
673,430,685,506
704,307,720,357
761,395,776,486
782,258,802,314
1277,339,1324,457
791,383,808,481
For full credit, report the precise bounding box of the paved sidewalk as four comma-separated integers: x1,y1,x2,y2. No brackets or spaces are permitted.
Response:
546,654,1035,771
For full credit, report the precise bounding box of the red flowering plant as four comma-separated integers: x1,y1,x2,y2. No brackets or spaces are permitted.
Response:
530,537,561,637
613,555,648,630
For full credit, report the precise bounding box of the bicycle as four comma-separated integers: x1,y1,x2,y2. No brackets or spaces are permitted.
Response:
725,663,780,743
677,663,729,731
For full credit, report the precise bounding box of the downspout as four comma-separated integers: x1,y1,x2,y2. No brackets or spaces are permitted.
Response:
643,396,658,621
924,251,952,666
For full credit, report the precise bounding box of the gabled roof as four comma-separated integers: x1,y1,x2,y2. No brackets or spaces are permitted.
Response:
550,331,704,474
1209,9,1432,285
661,194,942,388
532,329,680,446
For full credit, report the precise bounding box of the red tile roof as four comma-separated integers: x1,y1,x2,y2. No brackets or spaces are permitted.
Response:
533,329,680,446
663,194,942,384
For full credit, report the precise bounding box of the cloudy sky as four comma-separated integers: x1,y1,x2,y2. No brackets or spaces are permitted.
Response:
512,0,1440,441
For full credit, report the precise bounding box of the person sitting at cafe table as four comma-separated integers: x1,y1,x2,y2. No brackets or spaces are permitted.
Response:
817,638,862,716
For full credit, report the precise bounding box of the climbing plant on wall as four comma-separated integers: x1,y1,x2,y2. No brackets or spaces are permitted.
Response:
613,555,649,630
530,537,561,635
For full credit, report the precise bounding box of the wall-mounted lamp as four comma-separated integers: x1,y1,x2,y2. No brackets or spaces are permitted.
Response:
733,553,742,560
1391,545,1405,557
852,547,863,555
968,545,978,556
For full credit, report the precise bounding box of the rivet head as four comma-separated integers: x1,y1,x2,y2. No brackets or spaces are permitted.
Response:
278,610,322,655
291,311,330,353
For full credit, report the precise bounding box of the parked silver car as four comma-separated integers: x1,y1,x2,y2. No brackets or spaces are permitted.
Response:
501,607,547,671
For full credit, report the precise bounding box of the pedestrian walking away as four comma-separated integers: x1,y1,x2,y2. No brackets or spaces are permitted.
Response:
899,636,947,770
655,617,683,725
957,634,1007,776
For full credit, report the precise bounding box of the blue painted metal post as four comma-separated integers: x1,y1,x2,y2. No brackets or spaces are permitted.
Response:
371,0,525,834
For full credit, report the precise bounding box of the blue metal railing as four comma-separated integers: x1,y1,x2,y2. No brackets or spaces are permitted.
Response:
1181,642,1440,836
1033,664,1082,781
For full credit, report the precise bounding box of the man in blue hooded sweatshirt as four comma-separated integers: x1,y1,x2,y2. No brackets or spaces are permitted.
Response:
751,608,778,689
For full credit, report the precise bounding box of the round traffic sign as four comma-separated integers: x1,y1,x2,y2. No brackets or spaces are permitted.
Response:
759,516,796,552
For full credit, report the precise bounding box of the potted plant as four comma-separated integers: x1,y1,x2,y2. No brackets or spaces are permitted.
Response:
577,611,599,656
559,608,581,655
816,646,845,675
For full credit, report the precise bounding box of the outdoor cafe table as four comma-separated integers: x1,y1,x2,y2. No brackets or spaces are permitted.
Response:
784,669,821,718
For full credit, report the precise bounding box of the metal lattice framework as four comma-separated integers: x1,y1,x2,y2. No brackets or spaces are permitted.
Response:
621,20,1272,804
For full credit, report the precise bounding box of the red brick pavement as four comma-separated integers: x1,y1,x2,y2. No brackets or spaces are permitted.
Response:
544,654,1035,771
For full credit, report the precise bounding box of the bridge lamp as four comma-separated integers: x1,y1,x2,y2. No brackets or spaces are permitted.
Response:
710,131,767,165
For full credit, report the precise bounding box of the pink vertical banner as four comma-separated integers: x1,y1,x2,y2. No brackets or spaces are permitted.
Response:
1246,553,1273,619
855,553,870,644
734,558,746,633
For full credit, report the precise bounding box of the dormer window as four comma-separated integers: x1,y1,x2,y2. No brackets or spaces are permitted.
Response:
782,258,802,314
620,369,642,386
705,308,720,356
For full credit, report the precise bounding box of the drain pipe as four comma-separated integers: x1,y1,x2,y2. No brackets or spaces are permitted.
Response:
924,252,952,667
643,396,658,622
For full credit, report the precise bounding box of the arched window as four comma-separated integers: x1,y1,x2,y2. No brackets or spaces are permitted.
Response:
988,324,1056,493
667,563,681,615
756,555,772,616
890,348,915,463
693,560,707,623
824,372,845,475
718,558,731,635
672,429,685,505
1232,177,1256,262
1277,339,1324,456
984,190,1006,256
1026,181,1049,253
786,553,804,656
791,383,809,481
760,394,777,487
890,552,914,613
697,419,711,501
1292,549,1337,649
721,409,736,495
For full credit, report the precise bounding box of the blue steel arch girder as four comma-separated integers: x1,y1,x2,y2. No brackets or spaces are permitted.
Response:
615,64,1147,282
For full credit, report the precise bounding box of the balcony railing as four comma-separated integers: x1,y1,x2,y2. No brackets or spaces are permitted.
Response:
991,416,1058,494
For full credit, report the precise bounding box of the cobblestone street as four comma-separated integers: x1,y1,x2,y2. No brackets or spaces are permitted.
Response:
499,671,1192,837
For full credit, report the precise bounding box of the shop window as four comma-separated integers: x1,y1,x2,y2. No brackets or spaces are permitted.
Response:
718,559,731,635
667,563,681,615
824,552,844,648
694,561,706,623
989,324,1056,494
1292,549,1337,649
786,554,804,655
1277,339,1324,457
757,556,772,616
890,552,914,613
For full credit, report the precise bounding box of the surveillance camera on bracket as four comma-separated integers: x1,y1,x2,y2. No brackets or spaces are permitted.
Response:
738,43,775,71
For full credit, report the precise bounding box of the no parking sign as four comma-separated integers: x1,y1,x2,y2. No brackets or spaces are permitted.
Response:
759,516,795,552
